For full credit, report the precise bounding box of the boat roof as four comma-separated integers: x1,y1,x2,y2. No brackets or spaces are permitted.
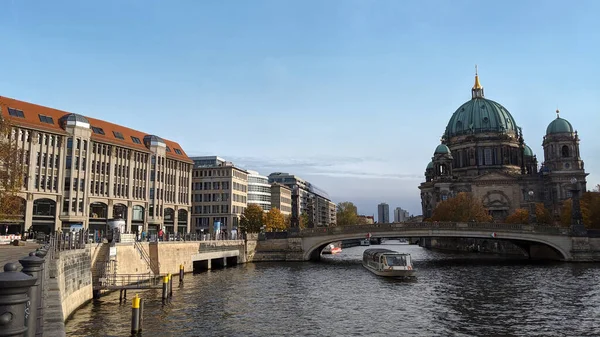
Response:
363,248,410,256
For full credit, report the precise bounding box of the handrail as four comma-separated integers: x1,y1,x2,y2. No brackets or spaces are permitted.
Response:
133,240,160,275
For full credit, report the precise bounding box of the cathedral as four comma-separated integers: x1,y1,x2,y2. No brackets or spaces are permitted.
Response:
419,70,588,222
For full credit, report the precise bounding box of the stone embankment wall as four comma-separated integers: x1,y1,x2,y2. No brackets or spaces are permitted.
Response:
419,237,527,256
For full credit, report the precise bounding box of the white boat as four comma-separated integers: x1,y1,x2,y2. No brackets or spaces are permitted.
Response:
360,239,371,246
322,244,342,254
362,248,415,277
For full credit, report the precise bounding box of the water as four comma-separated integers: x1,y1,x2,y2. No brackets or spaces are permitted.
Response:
66,242,600,336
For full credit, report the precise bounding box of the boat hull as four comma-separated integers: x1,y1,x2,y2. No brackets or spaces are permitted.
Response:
362,263,415,277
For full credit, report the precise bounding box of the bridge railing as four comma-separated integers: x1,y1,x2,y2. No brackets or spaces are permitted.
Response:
290,222,571,237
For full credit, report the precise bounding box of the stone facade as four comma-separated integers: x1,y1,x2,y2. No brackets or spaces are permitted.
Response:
419,73,588,221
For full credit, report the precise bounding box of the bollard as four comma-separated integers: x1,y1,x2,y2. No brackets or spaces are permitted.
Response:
179,264,184,284
34,250,47,337
130,294,140,335
138,298,144,333
19,252,44,337
168,273,173,297
0,263,37,337
162,276,168,301
119,290,123,303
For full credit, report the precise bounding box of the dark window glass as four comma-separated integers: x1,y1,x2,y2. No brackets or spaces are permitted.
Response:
7,108,25,118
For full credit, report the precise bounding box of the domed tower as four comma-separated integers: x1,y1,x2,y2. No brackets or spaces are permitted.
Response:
442,68,523,176
523,144,538,175
432,144,453,180
542,110,587,208
424,161,434,182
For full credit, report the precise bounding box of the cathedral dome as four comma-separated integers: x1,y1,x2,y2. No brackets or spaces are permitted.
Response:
546,110,573,135
524,144,533,157
444,71,519,139
426,161,433,169
434,144,451,155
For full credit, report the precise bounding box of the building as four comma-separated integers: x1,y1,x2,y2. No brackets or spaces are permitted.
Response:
0,96,193,235
268,172,336,227
393,207,410,222
270,183,292,216
190,156,248,234
247,170,271,212
358,215,375,224
377,203,390,223
419,70,588,221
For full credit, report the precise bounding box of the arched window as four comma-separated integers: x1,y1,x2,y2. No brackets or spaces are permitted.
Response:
561,145,570,158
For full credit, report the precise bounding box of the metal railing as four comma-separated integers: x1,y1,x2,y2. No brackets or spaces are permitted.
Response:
95,272,164,290
51,229,89,251
133,240,160,274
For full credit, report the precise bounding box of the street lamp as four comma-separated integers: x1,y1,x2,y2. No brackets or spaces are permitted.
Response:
528,190,536,224
570,178,586,236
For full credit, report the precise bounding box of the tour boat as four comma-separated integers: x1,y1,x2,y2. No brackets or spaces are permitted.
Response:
360,239,371,246
362,249,415,277
322,244,342,254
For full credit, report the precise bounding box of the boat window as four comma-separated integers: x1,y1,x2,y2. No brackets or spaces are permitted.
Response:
384,256,406,266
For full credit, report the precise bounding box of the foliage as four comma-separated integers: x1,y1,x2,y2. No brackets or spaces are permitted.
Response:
560,191,600,229
535,203,553,224
299,212,309,229
505,208,529,224
505,204,552,224
336,201,359,226
265,207,286,232
0,114,24,221
239,204,265,233
357,216,369,225
430,192,492,222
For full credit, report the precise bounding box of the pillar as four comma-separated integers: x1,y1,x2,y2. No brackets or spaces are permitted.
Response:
0,263,37,337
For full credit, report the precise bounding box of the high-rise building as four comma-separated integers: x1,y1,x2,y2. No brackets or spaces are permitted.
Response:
268,172,336,227
377,203,390,223
190,156,248,234
270,183,292,216
0,96,192,236
393,207,410,222
246,170,271,211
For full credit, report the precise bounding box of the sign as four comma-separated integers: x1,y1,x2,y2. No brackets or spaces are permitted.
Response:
109,247,117,257
70,224,83,232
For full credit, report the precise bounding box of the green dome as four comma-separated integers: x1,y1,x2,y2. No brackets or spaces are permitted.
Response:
426,161,433,170
434,144,451,154
445,98,519,138
524,144,533,157
546,117,573,135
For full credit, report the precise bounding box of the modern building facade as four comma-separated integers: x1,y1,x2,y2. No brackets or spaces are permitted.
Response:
0,96,193,235
377,203,390,223
419,71,588,221
358,215,375,224
268,172,336,227
270,183,292,216
393,207,410,222
246,170,271,211
190,156,248,234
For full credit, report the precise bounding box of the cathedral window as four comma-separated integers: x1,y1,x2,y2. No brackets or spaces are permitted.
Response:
561,145,570,158
484,148,492,165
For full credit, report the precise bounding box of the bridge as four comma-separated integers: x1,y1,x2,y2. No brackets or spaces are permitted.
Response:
256,222,600,262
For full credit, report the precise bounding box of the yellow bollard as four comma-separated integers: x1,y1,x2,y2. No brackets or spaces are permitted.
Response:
179,264,184,283
162,275,168,301
131,294,140,334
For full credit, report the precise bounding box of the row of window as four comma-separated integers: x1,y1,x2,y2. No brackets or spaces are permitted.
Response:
232,194,247,203
248,185,271,193
192,181,232,191
233,182,247,192
193,193,231,203
36,152,60,168
192,205,230,215
248,194,271,202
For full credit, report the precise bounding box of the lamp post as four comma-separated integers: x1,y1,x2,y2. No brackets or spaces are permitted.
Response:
528,190,536,224
570,178,586,236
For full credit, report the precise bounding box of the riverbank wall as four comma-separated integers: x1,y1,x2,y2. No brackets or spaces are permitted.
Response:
419,237,527,257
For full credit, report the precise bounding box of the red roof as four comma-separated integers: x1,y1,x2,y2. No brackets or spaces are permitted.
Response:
0,96,192,163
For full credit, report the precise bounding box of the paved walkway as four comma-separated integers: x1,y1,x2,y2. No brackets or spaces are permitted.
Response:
0,241,42,269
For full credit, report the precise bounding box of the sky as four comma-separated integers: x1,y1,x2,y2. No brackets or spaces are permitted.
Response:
1,1,600,219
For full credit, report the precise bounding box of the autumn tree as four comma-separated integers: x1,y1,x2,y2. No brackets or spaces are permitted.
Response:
560,191,600,229
265,207,286,232
430,192,492,222
505,204,552,224
299,212,309,229
336,201,359,226
505,208,529,224
0,114,24,224
239,204,265,233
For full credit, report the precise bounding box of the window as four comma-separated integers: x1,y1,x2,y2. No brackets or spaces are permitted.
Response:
91,126,105,135
131,136,141,144
8,108,25,118
166,146,171,152
38,114,54,124
113,131,124,140
174,148,182,155
484,148,493,165
561,145,570,158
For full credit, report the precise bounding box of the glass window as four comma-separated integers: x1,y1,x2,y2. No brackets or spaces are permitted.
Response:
8,108,25,118
113,131,124,140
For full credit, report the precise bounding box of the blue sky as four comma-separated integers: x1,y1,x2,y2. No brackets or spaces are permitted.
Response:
2,1,600,218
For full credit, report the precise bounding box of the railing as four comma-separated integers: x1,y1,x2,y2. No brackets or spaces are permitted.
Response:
51,229,89,252
145,232,246,242
95,273,164,290
291,222,572,237
133,240,160,275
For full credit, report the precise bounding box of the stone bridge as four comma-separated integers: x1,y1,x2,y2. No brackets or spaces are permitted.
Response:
255,222,600,262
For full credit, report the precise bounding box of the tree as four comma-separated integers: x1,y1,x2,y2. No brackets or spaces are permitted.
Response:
239,204,265,233
505,204,552,224
299,212,309,229
535,203,553,224
265,207,286,232
0,114,24,224
560,191,600,229
336,201,359,226
505,208,529,224
430,192,492,222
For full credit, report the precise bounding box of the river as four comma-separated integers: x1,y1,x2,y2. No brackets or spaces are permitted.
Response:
65,241,600,336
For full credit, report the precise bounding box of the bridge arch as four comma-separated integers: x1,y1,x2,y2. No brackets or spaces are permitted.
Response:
302,231,571,262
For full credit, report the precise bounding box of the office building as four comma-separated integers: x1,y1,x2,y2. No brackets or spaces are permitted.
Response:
393,207,410,222
377,203,390,223
190,156,247,234
0,96,192,235
270,183,292,216
247,170,271,211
